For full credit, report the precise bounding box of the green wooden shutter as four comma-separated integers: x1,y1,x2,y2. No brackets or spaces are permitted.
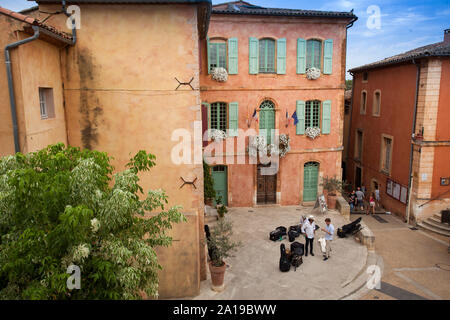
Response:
322,100,331,134
249,37,259,74
259,109,266,141
228,38,238,75
323,39,333,75
296,100,305,135
228,102,239,136
276,38,286,74
207,37,211,74
297,38,306,74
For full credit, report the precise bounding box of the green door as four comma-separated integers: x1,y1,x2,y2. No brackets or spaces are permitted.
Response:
303,162,319,202
259,100,275,144
212,165,228,206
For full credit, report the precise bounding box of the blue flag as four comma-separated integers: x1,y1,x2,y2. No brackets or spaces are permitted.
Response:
292,111,298,125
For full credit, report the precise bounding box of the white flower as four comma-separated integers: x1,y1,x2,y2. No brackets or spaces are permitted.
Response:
91,218,100,233
209,129,227,141
305,127,321,139
211,67,228,82
72,243,90,263
306,67,321,80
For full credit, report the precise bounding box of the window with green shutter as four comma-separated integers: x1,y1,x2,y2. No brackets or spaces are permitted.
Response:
323,39,333,74
259,38,276,73
208,40,227,73
322,100,331,134
259,100,275,144
306,39,322,70
296,100,305,135
305,100,321,130
276,38,286,74
297,38,306,74
210,102,227,131
228,38,238,74
228,102,238,136
249,37,259,74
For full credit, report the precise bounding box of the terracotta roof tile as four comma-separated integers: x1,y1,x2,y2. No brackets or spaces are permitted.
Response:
212,1,356,19
350,41,450,72
0,6,73,41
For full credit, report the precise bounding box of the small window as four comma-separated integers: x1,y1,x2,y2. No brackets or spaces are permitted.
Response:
381,136,393,173
213,165,226,172
209,40,227,72
363,72,368,82
210,102,227,131
305,100,321,130
306,39,322,70
373,91,381,116
259,38,276,73
39,88,55,119
355,130,363,160
360,91,367,114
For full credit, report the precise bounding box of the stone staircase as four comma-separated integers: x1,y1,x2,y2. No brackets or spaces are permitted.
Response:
417,212,450,237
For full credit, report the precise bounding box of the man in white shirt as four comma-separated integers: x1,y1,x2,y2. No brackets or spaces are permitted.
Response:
320,218,334,261
301,215,316,256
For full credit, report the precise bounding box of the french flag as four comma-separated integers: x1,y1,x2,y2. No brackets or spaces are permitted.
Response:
252,108,258,122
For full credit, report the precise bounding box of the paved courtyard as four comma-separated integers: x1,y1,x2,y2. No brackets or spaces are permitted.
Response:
352,213,450,300
193,206,370,300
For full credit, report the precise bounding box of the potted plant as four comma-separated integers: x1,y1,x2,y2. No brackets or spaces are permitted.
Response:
320,176,346,209
203,161,216,206
206,219,241,291
215,196,228,218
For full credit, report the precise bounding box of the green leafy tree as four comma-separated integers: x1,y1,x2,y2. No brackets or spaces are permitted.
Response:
0,143,185,299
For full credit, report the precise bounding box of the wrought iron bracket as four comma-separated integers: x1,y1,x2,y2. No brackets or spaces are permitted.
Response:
180,176,197,189
175,77,195,90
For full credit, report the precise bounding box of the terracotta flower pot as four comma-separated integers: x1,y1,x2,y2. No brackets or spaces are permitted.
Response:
327,193,337,209
209,261,226,288
205,198,213,206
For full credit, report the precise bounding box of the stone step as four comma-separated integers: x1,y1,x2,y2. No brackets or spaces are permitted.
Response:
204,215,218,224
417,222,450,237
425,218,450,231
339,251,384,300
433,212,442,220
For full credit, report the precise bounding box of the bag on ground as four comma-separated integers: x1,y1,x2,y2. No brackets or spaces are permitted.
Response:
318,237,326,254
290,241,304,256
279,243,291,272
291,255,303,271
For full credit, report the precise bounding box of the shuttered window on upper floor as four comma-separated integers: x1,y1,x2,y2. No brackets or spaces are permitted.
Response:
207,38,239,75
296,100,331,135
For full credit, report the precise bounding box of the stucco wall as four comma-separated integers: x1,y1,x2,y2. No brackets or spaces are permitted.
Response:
0,16,67,156
347,64,417,217
38,3,205,298
201,14,348,206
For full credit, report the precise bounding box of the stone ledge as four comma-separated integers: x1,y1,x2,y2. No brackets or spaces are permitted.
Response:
355,221,375,251
336,196,350,220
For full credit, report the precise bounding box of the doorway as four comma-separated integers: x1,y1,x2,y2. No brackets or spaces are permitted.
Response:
303,162,319,202
257,163,277,204
212,165,227,206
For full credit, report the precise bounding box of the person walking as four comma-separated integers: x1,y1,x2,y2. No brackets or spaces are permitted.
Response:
367,193,376,215
320,218,334,261
374,185,381,209
355,187,365,212
349,190,356,211
301,215,316,256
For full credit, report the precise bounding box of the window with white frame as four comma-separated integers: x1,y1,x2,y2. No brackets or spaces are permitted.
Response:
373,90,381,116
39,88,55,119
360,90,367,114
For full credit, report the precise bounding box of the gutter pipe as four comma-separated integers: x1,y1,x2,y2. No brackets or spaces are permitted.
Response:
406,59,421,224
4,26,40,153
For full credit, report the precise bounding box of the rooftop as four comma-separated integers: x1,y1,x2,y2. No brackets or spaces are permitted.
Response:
0,6,73,43
212,1,357,19
350,38,450,73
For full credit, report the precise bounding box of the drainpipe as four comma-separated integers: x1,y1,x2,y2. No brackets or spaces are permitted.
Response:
346,70,355,182
406,59,421,225
62,0,77,45
4,26,40,153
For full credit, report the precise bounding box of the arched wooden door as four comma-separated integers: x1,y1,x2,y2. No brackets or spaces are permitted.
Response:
303,162,319,202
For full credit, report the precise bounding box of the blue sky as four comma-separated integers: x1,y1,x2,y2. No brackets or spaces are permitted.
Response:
1,0,449,78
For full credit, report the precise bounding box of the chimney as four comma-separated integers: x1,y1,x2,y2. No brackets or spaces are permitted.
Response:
445,29,450,44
